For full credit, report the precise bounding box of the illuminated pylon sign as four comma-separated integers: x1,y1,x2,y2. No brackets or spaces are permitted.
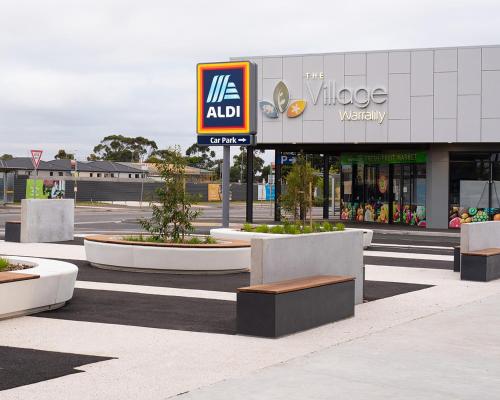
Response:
259,81,307,119
197,61,257,135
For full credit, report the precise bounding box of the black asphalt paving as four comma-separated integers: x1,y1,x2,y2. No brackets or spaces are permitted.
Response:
34,281,432,335
0,346,114,391
364,256,452,270
66,259,249,292
35,288,237,334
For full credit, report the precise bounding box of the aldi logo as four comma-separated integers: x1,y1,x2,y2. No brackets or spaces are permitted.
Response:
206,75,240,103
197,61,257,135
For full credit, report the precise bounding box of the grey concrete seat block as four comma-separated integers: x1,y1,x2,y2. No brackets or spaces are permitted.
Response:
20,199,74,243
237,280,355,338
461,254,500,282
5,221,21,242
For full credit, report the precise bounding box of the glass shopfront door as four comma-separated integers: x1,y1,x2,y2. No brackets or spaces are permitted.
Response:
391,164,427,226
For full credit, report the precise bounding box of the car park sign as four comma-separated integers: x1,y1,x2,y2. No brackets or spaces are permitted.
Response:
197,61,257,145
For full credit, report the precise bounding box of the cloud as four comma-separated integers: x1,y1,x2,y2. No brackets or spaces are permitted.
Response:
0,0,499,161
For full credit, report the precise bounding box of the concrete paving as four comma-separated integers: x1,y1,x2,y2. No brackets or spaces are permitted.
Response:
179,293,500,400
1,224,498,399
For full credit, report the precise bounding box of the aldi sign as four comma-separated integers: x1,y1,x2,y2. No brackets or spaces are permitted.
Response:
197,61,257,138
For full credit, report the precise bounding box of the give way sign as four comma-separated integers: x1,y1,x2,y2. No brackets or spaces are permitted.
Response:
31,149,43,170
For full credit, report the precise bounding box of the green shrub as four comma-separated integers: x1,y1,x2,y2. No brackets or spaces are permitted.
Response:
270,225,285,234
313,222,322,232
187,236,203,245
335,222,345,231
284,223,300,234
302,225,313,234
255,224,270,233
322,221,333,231
204,236,217,244
242,223,253,232
123,235,163,243
0,257,9,271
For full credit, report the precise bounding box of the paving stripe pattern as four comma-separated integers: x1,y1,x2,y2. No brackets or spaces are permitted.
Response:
4,236,487,398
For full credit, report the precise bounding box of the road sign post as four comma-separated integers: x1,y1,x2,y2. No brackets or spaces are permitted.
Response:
30,150,43,199
196,61,257,227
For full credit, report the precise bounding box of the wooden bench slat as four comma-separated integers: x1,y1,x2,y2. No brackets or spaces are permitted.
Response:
461,248,500,257
0,272,40,284
237,275,354,294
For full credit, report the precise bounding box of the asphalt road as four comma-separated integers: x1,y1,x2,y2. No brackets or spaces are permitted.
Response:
0,203,460,247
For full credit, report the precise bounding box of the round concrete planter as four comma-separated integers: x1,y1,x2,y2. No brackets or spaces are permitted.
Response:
0,256,78,320
84,235,251,273
210,227,374,249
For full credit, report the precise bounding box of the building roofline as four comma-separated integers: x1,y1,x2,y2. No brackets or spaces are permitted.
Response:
231,43,500,61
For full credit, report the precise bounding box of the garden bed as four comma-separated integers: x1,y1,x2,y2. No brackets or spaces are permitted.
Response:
0,257,33,272
0,256,78,320
211,223,373,249
84,235,251,273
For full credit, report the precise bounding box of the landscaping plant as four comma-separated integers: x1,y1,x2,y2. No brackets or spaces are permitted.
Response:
140,146,201,243
280,153,318,225
242,221,344,235
0,257,9,271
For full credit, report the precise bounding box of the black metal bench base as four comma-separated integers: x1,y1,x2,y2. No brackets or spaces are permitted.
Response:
461,254,500,282
5,221,21,242
453,246,460,272
237,280,355,338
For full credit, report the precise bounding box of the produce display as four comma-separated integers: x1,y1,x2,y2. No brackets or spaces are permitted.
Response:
340,202,354,220
392,203,426,227
341,202,405,225
448,206,500,228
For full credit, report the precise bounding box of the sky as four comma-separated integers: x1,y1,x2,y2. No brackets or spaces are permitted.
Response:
1,0,500,164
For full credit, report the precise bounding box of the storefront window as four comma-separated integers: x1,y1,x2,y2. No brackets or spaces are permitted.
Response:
340,152,426,226
353,163,364,222
449,152,499,228
364,165,389,223
340,165,353,220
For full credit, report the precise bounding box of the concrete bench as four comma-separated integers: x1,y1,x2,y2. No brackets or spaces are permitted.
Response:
461,248,500,282
237,275,355,338
5,221,21,242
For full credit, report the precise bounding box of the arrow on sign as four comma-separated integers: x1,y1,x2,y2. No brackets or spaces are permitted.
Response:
31,150,43,170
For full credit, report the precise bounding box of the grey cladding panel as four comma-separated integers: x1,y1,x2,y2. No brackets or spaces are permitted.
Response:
411,51,434,96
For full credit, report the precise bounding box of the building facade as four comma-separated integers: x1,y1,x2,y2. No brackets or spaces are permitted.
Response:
236,45,500,229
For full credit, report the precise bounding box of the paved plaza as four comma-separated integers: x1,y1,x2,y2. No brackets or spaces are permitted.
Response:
1,207,499,399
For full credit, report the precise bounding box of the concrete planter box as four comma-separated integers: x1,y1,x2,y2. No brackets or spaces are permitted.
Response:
21,199,74,243
211,227,373,249
250,230,364,304
0,257,78,320
460,221,500,252
84,235,251,273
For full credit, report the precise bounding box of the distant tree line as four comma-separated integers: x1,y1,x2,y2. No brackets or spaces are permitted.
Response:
50,134,269,182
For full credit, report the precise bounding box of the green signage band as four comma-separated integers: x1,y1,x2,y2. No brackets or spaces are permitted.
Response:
340,151,427,165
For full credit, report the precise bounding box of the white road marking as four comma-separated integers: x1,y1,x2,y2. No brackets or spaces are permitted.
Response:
370,243,454,250
364,250,453,261
75,280,236,301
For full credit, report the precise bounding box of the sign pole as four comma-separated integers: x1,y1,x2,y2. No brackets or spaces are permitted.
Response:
196,61,257,228
3,172,7,204
30,150,43,199
222,146,230,228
